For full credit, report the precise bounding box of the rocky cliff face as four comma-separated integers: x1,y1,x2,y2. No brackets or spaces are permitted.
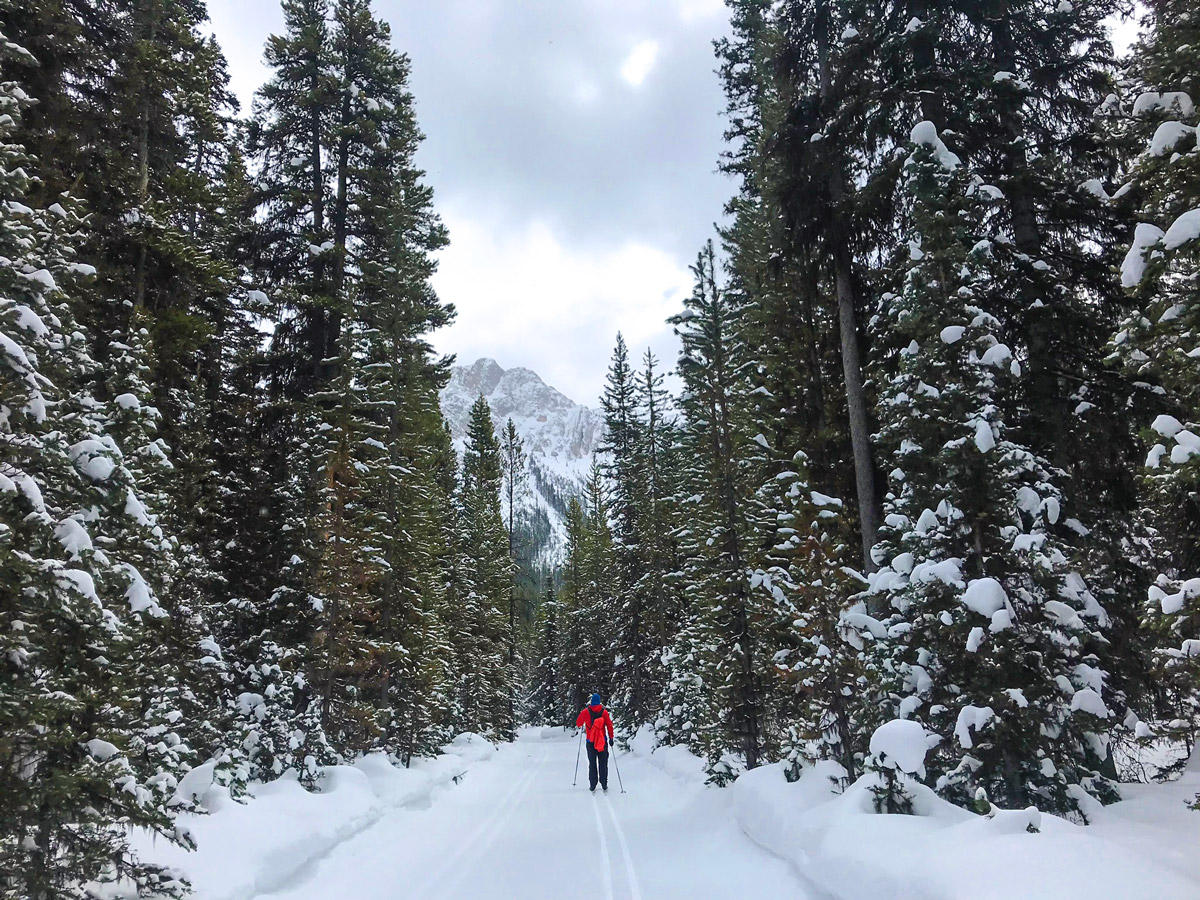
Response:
440,358,603,563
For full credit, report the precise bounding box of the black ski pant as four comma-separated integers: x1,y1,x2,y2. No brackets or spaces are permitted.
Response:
587,742,609,790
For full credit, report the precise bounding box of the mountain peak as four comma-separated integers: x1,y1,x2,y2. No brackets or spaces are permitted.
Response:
469,356,503,373
441,359,599,451
457,357,506,397
439,358,605,563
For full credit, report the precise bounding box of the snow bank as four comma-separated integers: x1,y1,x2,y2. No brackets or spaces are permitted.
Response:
729,757,1200,900
627,725,709,783
525,724,573,741
1084,755,1200,887
134,735,496,900
614,722,1200,899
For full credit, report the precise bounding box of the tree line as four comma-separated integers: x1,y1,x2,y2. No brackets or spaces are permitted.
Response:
0,1,524,897
529,0,1199,820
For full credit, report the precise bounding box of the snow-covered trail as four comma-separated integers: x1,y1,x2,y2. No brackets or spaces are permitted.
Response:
256,731,811,900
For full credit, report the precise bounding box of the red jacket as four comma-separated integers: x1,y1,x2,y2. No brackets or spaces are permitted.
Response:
575,704,614,751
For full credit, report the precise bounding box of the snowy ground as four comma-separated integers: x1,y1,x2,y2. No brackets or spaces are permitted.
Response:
150,728,810,900
729,736,1200,900
142,728,1200,900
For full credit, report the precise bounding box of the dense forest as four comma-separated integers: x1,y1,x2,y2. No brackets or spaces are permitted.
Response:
0,0,1197,897
531,0,1200,814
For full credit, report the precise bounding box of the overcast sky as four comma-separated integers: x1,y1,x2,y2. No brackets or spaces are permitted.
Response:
207,0,733,406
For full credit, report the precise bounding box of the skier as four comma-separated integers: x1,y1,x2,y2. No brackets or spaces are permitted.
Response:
575,693,614,792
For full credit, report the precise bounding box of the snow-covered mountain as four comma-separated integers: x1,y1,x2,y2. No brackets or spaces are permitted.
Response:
440,358,604,563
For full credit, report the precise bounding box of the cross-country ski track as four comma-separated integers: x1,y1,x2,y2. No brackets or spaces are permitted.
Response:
254,730,811,900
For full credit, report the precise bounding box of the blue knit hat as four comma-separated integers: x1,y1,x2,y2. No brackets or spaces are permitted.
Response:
590,693,602,706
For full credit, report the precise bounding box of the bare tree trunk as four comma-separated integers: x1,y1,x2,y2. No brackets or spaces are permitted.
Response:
834,245,882,579
816,0,881,583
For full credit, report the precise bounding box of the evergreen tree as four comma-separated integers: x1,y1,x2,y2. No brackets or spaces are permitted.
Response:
187,156,289,789
614,350,684,733
557,474,618,716
247,0,341,761
499,417,527,737
309,352,379,758
581,463,618,703
332,0,455,760
0,49,189,897
93,315,217,802
241,0,460,768
865,124,1118,815
948,0,1147,732
660,241,776,776
4,0,1199,880
768,456,865,782
421,420,464,745
764,0,887,574
601,336,654,733
5,0,254,780
600,333,640,555
246,0,343,772
457,395,513,736
249,0,337,400
716,0,859,542
557,496,590,715
528,585,564,726
1109,0,1200,760
6,0,244,567
500,419,528,546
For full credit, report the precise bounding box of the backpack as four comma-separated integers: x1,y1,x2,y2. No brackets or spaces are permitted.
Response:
587,707,608,752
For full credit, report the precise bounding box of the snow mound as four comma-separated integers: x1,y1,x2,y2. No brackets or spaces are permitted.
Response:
627,725,709,782
1148,121,1196,156
869,719,932,775
1133,91,1195,117
729,759,1200,900
962,577,1008,616
1152,414,1185,438
133,736,493,900
447,731,499,762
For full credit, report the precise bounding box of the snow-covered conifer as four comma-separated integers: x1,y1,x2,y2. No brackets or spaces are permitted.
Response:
768,455,865,781
455,396,514,736
0,41,190,896
1109,0,1200,758
866,124,1118,816
660,241,779,777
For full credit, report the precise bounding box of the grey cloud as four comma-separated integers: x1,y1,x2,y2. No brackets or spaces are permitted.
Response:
208,0,733,403
393,0,731,258
212,0,731,259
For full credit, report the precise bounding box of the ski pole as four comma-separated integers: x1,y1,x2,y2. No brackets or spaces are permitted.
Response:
611,746,626,794
572,728,583,787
